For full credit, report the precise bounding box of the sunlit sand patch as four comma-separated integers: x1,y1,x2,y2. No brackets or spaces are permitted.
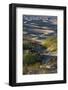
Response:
25,23,40,28
49,18,57,25
24,21,27,24
30,34,37,37
32,37,38,40
31,29,55,34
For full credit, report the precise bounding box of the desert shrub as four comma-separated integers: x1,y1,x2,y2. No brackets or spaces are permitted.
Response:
23,50,40,65
23,41,34,50
42,36,57,52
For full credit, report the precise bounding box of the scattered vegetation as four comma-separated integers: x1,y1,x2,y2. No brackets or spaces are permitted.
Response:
42,36,57,53
23,41,33,50
23,36,57,74
23,50,40,65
